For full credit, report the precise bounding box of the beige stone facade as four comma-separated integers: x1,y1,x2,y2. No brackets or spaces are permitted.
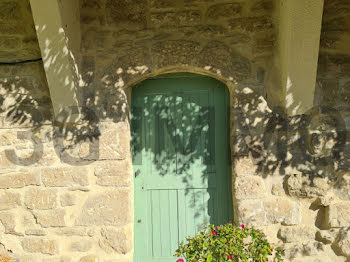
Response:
0,0,350,261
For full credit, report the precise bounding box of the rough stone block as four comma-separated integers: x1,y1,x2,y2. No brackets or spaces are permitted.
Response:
25,188,57,210
286,174,330,198
94,160,131,177
150,11,201,28
32,209,65,228
206,3,241,20
337,229,350,257
71,240,92,252
0,171,40,189
100,227,132,254
21,238,58,255
99,122,130,160
278,226,316,243
152,40,201,68
264,198,301,225
334,174,350,200
198,41,251,82
237,199,266,226
106,0,147,28
0,192,21,210
229,16,273,32
75,191,131,226
60,193,76,206
234,156,258,176
0,1,20,21
235,176,266,199
41,167,89,187
0,212,16,234
328,202,350,227
0,37,20,50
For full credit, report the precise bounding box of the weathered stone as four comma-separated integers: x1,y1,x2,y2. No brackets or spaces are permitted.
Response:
25,229,47,236
32,209,65,228
318,195,334,207
96,176,131,187
198,41,250,82
271,184,285,196
21,238,58,255
0,212,16,234
56,227,95,237
316,230,335,244
234,156,258,176
106,0,147,28
0,192,21,210
150,11,201,28
337,229,350,257
206,3,241,20
302,241,324,256
152,40,201,68
251,0,273,13
75,191,131,226
235,176,266,199
60,193,76,206
0,171,40,189
99,122,130,160
278,226,315,243
286,174,330,198
229,16,273,32
237,200,266,226
327,202,350,227
150,0,177,8
70,240,92,252
79,256,100,262
264,198,301,225
25,188,57,209
0,37,20,50
100,227,132,254
0,1,20,21
94,160,132,177
334,174,350,200
41,167,89,187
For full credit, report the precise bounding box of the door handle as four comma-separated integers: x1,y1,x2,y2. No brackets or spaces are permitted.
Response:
135,169,141,177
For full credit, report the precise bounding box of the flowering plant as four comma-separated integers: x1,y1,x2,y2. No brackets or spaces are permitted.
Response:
175,223,284,262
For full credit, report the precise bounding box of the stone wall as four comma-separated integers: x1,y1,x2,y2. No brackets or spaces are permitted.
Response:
0,0,350,261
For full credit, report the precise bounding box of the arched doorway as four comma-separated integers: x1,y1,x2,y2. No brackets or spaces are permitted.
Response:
131,73,233,261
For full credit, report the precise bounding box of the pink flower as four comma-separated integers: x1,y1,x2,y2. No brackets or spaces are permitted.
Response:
177,259,184,262
240,224,245,228
227,255,232,259
212,230,218,235
271,248,274,252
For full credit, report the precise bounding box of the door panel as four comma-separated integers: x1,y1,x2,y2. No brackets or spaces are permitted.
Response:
132,73,232,262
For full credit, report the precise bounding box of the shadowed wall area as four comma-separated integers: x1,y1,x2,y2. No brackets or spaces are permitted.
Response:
0,0,349,261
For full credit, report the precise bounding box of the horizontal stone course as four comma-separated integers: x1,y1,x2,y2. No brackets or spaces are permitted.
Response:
0,171,40,189
41,167,89,187
21,238,58,255
238,197,301,226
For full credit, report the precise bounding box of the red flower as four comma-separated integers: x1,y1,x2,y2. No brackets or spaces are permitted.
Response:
240,224,245,228
227,255,232,259
271,248,274,252
212,230,218,235
177,259,184,262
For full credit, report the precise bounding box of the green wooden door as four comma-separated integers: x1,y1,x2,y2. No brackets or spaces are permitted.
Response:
132,73,233,262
